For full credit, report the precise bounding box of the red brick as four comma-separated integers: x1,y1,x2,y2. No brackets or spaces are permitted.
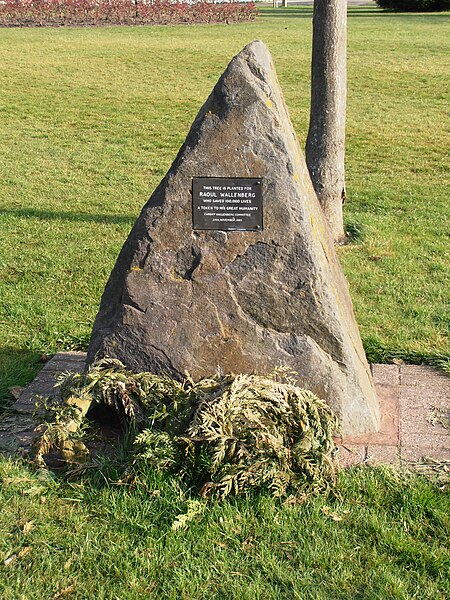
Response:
339,383,399,446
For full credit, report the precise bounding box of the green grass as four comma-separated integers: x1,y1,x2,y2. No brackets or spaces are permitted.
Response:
1,11,449,596
1,456,449,599
0,6,449,410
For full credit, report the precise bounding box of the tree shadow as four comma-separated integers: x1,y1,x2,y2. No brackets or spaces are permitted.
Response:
0,346,44,411
0,207,136,226
259,7,385,19
259,7,313,18
346,7,449,16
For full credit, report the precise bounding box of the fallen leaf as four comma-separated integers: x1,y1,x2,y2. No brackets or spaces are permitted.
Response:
329,513,343,522
241,537,254,551
54,584,75,598
21,485,45,497
18,546,31,559
277,541,297,547
283,494,307,505
22,521,34,534
320,506,349,521
3,477,30,485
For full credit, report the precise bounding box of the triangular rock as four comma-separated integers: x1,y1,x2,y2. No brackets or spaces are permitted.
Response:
87,41,380,434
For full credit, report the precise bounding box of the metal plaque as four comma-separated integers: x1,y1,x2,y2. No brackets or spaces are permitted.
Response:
192,177,263,231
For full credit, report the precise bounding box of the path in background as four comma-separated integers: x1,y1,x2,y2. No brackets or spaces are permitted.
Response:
0,352,448,472
265,1,376,6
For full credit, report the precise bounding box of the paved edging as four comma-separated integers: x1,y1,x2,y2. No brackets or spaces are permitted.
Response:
0,353,448,468
337,364,449,467
0,352,86,455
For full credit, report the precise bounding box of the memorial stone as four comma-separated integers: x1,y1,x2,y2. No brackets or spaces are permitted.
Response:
87,41,380,434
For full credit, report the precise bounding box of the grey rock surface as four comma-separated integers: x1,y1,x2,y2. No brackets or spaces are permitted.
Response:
87,40,380,434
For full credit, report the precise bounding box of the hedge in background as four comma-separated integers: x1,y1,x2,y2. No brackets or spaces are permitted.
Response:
376,0,450,11
0,0,257,27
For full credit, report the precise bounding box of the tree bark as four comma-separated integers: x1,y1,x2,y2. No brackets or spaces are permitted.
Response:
306,0,347,244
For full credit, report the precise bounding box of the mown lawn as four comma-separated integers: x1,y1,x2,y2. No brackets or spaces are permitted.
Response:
0,456,449,599
0,7,449,597
0,7,449,407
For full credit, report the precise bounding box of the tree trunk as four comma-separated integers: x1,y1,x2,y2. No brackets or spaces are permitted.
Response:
306,0,347,244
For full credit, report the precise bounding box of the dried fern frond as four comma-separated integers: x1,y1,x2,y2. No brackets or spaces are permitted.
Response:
134,430,178,470
32,394,91,466
57,357,193,430
182,372,338,498
35,358,339,499
171,499,206,531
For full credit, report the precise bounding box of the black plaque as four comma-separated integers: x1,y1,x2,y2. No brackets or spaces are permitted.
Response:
192,177,263,231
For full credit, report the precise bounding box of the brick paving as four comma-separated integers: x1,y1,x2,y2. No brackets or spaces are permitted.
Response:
0,352,86,455
0,353,448,469
337,364,449,468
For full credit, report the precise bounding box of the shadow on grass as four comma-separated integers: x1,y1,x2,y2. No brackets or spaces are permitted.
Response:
259,7,313,18
0,208,136,225
346,8,450,17
363,336,450,374
0,346,44,413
